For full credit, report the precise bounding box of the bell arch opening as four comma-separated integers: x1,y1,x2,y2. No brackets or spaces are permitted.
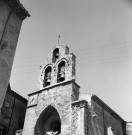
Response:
44,66,52,87
35,106,61,135
57,61,65,83
53,48,59,63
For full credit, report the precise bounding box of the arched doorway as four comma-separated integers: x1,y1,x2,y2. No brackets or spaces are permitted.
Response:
35,106,61,135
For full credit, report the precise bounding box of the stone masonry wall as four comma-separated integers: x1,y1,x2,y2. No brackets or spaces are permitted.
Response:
72,101,88,135
92,99,124,135
79,94,125,135
23,83,74,135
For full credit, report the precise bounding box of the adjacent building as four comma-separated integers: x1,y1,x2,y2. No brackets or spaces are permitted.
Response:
0,84,27,135
0,1,29,135
0,0,30,111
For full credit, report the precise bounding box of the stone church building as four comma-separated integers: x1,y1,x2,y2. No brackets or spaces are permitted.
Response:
0,1,131,135
23,45,128,135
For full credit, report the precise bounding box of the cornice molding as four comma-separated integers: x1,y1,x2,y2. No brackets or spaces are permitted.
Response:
72,100,88,108
28,79,80,96
5,0,30,20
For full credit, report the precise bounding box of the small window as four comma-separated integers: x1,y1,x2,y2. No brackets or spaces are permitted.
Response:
44,66,52,87
53,48,59,63
58,61,65,82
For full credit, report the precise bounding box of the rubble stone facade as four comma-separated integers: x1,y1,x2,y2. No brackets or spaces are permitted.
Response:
23,45,127,135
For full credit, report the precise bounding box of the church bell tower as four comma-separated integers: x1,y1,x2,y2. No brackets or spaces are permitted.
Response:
23,45,80,135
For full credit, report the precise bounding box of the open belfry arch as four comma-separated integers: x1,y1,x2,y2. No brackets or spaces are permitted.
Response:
23,45,126,135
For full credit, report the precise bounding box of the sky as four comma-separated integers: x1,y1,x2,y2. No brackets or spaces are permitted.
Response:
10,0,132,121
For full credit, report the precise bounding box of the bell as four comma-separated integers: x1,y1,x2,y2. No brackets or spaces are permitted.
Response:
55,52,59,57
46,72,51,82
60,72,65,78
47,78,51,83
45,76,51,86
46,80,50,86
59,72,65,82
